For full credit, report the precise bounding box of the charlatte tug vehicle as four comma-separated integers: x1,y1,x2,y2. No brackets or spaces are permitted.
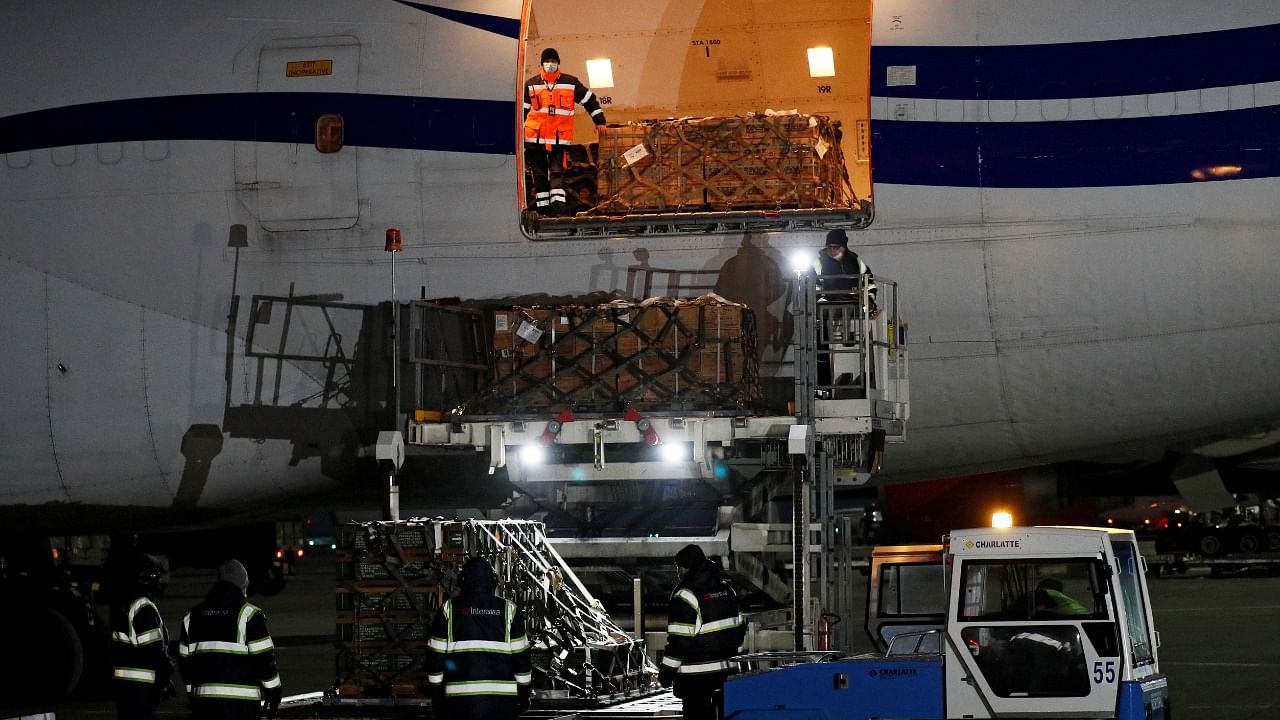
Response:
727,526,1167,720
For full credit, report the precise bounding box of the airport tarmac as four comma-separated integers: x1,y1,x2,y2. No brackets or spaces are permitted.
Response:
45,550,1280,720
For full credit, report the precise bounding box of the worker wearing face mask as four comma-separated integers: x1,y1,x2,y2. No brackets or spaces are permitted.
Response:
524,47,608,216
814,229,876,310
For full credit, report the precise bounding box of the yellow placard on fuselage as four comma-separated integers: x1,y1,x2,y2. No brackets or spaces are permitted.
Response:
286,59,333,77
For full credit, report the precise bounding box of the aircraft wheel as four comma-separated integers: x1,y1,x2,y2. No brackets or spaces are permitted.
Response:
1198,532,1223,558
2,605,83,705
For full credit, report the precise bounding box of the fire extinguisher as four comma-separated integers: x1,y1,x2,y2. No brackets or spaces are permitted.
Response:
815,612,841,651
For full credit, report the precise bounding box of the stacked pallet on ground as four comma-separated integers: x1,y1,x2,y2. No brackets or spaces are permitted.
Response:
334,519,653,701
595,112,854,214
472,293,764,415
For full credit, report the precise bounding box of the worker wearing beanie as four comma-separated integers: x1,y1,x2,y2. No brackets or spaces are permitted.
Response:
660,544,745,720
814,228,876,306
523,47,608,216
178,560,282,720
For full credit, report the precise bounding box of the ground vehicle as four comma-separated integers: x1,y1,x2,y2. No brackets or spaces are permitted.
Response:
726,527,1167,720
1153,503,1280,558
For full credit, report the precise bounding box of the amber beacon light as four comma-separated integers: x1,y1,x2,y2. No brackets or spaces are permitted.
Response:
385,228,403,252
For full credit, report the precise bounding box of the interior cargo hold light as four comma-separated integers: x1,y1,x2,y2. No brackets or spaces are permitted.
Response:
315,113,344,153
789,251,812,274
586,58,614,88
807,47,836,78
991,511,1014,529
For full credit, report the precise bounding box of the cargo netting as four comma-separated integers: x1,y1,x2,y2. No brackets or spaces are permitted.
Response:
596,112,856,214
336,519,654,701
467,294,764,415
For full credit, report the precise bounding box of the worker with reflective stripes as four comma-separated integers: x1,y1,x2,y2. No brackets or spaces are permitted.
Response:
524,47,607,216
660,544,746,720
178,560,282,720
427,556,532,719
109,553,174,720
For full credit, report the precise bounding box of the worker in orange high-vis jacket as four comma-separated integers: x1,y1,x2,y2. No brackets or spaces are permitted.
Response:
524,47,607,216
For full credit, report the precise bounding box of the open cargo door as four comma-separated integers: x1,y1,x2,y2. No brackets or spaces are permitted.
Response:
519,0,873,239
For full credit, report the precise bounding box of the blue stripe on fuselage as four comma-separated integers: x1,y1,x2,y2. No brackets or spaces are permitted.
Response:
871,104,1280,187
872,24,1280,100
391,1,521,40
3,92,1279,189
0,92,515,156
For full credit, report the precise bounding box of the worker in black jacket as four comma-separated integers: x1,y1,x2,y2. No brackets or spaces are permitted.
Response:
660,545,746,720
178,560,282,720
109,553,174,720
427,556,532,719
814,228,877,309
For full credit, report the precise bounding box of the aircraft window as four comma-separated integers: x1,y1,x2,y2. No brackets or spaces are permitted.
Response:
1252,80,1279,107
961,625,1090,697
937,96,963,122
1147,78,1174,116
1229,83,1255,110
1040,83,1068,121
989,100,1015,122
1174,89,1199,114
315,114,344,153
97,142,124,165
1201,86,1229,113
957,560,1108,621
6,150,32,169
52,146,77,167
143,140,169,161
1092,80,1121,119
914,98,937,122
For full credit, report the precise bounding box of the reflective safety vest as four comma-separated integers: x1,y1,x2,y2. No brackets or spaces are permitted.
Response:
427,594,532,705
110,595,171,693
524,70,605,148
662,564,746,677
178,586,280,708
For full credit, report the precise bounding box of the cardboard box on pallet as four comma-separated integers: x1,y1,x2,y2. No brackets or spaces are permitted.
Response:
473,295,761,412
597,121,707,213
595,112,850,215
